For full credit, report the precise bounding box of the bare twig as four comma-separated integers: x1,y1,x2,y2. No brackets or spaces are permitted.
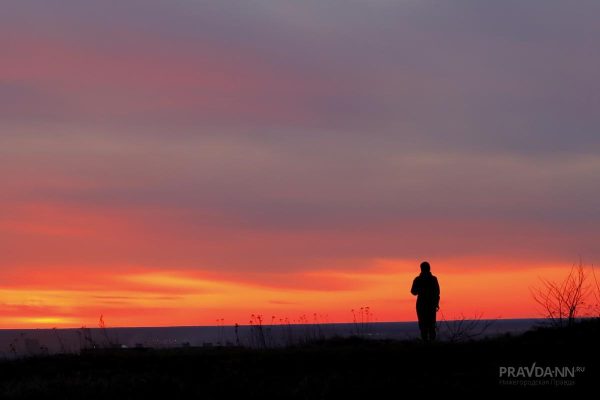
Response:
531,261,589,327
440,312,495,342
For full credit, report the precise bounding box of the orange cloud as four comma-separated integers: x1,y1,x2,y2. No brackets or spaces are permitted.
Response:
0,259,575,329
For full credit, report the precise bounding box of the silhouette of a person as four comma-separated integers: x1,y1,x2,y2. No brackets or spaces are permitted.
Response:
411,261,440,342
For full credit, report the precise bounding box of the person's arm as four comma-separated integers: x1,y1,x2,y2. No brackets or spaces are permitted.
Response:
410,278,419,296
434,277,440,310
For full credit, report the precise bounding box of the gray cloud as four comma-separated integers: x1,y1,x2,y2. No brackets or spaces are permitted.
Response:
1,1,600,269
2,1,598,152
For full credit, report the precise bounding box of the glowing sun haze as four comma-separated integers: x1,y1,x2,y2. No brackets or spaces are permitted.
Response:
1,0,599,328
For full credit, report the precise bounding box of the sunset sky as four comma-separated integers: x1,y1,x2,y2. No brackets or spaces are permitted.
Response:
1,1,599,328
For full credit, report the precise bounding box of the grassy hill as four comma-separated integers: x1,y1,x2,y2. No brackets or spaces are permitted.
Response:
0,319,597,399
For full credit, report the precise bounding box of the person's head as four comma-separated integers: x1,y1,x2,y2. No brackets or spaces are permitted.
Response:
420,261,431,273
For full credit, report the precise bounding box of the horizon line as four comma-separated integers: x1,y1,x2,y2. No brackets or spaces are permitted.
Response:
0,316,555,331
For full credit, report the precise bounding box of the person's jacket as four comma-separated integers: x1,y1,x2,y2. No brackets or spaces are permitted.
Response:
411,271,440,308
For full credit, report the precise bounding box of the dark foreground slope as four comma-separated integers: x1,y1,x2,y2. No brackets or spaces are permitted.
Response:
0,319,597,399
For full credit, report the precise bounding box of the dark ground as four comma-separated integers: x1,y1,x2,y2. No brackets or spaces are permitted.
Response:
0,319,597,399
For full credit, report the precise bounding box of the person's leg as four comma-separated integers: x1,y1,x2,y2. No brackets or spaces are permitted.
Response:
430,309,437,341
424,308,436,341
418,319,427,341
417,307,428,341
